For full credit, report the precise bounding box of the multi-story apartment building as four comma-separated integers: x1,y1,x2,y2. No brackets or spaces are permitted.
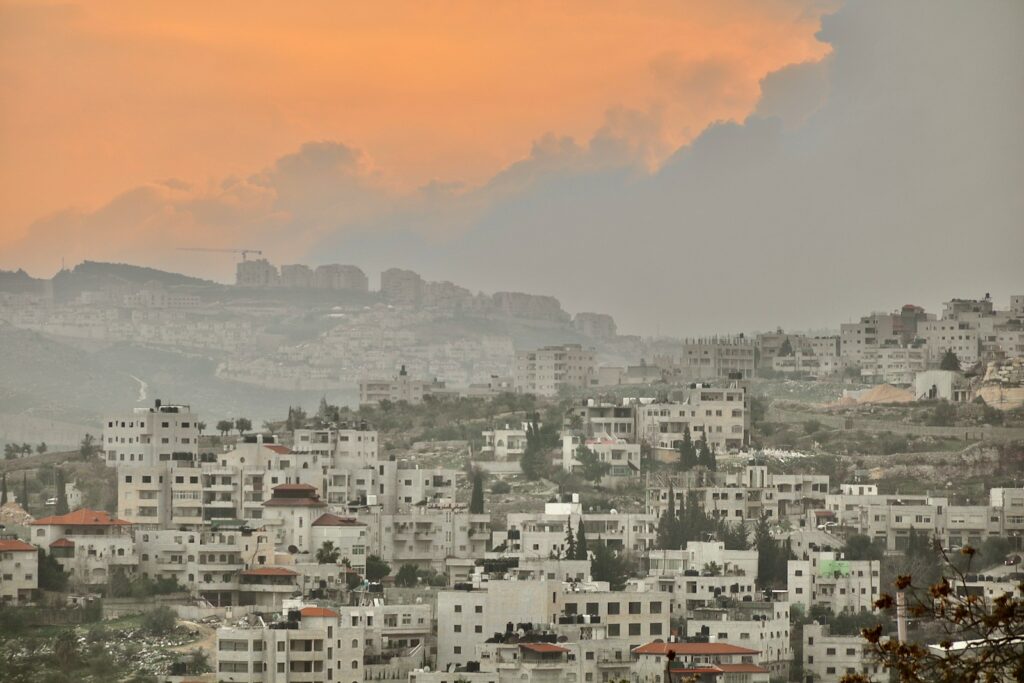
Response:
636,383,749,454
645,544,759,620
686,601,792,680
803,622,885,683
30,509,137,587
918,319,980,366
570,401,636,440
840,306,930,365
103,400,199,467
669,337,756,380
292,425,379,461
216,606,365,682
481,424,529,460
314,264,369,292
632,641,769,683
280,264,315,288
136,523,277,606
437,579,670,670
647,464,829,527
359,366,447,405
514,345,597,397
819,493,1004,551
380,268,425,305
787,551,880,614
236,259,280,287
0,538,38,604
500,498,656,559
358,504,490,571
560,435,641,486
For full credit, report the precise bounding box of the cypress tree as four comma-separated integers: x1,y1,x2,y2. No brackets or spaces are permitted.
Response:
575,518,589,560
657,485,677,549
469,468,485,514
55,468,69,515
0,473,7,505
564,523,577,560
21,473,29,514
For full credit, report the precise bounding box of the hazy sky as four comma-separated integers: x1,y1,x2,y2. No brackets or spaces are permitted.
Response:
2,1,1021,335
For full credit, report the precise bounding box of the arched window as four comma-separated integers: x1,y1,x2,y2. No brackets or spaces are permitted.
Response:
351,660,359,669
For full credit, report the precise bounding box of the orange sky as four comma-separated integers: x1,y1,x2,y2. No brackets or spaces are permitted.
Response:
0,1,831,271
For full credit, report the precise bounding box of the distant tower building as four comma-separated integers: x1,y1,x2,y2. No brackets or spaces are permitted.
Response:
280,264,315,288
314,264,369,292
235,259,279,287
380,268,424,305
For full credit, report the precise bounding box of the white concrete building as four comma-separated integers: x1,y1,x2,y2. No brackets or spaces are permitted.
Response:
216,606,364,682
561,435,641,486
514,345,597,397
481,424,529,460
103,400,199,467
803,622,884,683
0,538,38,604
30,508,136,587
787,551,880,614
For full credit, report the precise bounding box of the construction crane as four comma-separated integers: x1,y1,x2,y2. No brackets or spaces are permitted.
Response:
177,247,263,261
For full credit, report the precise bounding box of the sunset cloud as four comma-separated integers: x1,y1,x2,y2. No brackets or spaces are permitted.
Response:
2,1,1020,335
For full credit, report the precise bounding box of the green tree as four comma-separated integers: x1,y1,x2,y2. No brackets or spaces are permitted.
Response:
753,515,790,589
216,419,233,437
491,480,511,494
677,430,698,470
79,433,100,460
804,419,822,435
927,400,957,426
315,541,340,564
395,563,419,587
576,443,610,482
1,474,7,505
36,442,48,454
38,549,68,591
3,443,18,460
590,542,629,590
575,518,588,560
142,606,178,634
778,337,794,357
520,417,550,481
234,417,252,435
656,486,679,549
469,468,485,514
21,473,29,513
365,554,391,582
696,431,716,471
939,349,961,371
843,534,884,562
55,468,69,515
563,523,577,560
52,629,78,673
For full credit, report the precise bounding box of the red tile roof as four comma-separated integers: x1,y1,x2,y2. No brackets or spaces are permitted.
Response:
0,539,36,552
31,509,131,527
300,607,339,618
519,643,569,654
49,538,76,548
717,663,769,674
814,510,836,517
633,642,761,656
272,483,316,491
265,445,293,455
263,497,326,507
240,567,298,577
312,513,365,527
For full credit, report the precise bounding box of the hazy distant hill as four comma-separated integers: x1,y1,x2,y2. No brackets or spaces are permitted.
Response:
0,268,47,294
0,322,356,437
49,261,218,300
